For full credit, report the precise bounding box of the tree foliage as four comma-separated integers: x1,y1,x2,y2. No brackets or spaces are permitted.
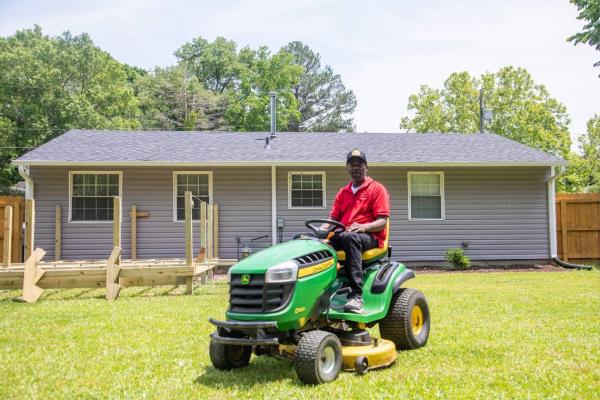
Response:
580,114,600,191
135,65,225,131
174,36,241,93
0,26,140,188
400,66,572,158
568,0,600,76
0,28,358,186
175,37,305,131
284,41,357,132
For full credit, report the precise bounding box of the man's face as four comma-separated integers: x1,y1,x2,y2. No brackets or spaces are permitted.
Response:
347,158,367,183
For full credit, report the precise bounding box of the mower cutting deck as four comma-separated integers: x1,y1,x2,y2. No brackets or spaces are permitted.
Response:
208,219,430,384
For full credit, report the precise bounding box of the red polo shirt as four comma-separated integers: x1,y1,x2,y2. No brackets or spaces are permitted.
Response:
330,177,390,247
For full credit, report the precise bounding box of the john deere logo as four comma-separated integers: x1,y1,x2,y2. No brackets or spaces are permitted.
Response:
241,274,251,285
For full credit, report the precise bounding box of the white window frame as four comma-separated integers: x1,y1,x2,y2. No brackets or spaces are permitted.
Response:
68,171,123,223
287,171,327,209
407,171,445,220
172,171,213,222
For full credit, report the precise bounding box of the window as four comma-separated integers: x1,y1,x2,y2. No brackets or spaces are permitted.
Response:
288,172,326,208
69,172,122,222
173,172,212,221
408,172,444,220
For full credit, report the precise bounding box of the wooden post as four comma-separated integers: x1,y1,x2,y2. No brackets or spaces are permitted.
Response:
113,196,121,264
208,202,217,281
3,206,12,267
207,204,213,261
213,203,219,259
560,199,568,261
185,191,193,294
13,199,22,263
131,205,137,260
106,246,122,300
54,205,61,261
22,248,46,303
25,199,35,260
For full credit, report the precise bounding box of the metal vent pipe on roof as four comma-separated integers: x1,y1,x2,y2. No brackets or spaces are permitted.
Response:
269,92,277,138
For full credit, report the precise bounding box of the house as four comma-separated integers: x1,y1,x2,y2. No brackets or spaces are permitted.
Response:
13,129,567,265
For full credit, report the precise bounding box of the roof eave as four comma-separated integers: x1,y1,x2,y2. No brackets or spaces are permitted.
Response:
12,160,568,167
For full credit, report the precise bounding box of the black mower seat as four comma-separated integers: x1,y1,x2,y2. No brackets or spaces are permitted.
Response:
337,219,389,266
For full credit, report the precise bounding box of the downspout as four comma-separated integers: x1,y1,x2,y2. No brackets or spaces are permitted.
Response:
18,165,34,199
271,165,277,246
546,166,592,271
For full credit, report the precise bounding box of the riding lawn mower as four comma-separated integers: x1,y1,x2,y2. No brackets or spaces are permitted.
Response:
208,219,431,384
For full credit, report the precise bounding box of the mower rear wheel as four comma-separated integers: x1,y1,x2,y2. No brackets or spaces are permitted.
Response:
294,330,342,384
379,288,430,350
209,339,252,370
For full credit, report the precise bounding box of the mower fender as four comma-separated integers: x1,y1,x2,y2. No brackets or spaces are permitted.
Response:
392,269,415,294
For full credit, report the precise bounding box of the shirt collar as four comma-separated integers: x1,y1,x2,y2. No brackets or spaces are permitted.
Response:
345,176,373,193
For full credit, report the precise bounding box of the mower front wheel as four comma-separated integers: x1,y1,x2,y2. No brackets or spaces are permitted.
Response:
294,330,342,384
209,339,252,370
379,288,430,350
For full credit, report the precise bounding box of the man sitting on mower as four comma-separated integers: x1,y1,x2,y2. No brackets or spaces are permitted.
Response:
327,149,390,314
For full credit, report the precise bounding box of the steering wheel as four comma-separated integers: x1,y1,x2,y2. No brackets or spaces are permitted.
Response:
304,219,346,239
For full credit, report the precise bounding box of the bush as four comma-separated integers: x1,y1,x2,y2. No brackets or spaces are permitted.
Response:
445,248,471,270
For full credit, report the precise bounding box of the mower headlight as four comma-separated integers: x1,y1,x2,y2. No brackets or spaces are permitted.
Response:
265,260,298,283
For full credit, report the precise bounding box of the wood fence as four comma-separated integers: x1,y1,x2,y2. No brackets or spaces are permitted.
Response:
556,193,600,264
0,196,24,265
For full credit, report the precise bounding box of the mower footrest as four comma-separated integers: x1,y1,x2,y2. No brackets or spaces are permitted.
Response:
210,332,279,346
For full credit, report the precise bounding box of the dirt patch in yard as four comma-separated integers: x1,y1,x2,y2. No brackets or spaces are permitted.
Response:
413,264,567,274
212,264,570,280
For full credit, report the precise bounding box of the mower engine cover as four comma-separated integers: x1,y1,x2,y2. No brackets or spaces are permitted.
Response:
226,239,337,331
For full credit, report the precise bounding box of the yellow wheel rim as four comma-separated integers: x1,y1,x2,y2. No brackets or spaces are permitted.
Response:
411,305,424,335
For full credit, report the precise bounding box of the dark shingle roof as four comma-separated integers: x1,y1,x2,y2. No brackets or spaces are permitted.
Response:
14,130,567,166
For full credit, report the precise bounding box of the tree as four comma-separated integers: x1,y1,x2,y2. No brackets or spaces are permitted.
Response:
175,36,304,131
283,41,357,132
399,66,572,158
174,36,242,93
135,65,226,131
0,26,140,186
580,114,600,191
568,0,600,76
223,46,303,131
558,116,600,192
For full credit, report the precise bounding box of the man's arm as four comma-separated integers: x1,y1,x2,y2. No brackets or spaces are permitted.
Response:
347,216,387,233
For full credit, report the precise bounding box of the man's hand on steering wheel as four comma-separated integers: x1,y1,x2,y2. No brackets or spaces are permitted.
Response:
304,219,346,239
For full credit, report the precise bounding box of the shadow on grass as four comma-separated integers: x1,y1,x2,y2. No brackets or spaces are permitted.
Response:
0,282,228,304
195,356,299,389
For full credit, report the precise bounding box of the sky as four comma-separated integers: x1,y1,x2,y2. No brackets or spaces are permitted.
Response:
1,0,599,149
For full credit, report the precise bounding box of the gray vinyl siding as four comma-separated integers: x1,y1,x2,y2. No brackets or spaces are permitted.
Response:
276,166,550,261
30,165,550,262
31,166,272,260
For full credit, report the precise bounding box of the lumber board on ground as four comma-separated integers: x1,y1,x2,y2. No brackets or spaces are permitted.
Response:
22,248,46,303
106,246,122,300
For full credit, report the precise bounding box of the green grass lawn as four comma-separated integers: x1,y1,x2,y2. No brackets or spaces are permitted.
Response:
0,271,599,399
